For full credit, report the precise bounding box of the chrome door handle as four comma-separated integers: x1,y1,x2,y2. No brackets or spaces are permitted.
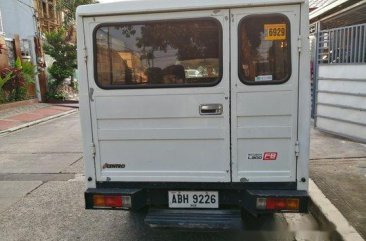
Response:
199,104,223,115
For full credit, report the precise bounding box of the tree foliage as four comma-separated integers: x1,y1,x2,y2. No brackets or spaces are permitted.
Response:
43,28,77,85
57,0,98,28
43,1,96,99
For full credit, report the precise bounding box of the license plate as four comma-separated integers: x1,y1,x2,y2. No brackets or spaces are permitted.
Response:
168,191,218,208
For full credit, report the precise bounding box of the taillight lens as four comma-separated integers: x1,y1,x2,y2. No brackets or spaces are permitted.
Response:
286,198,300,210
93,195,131,209
266,198,286,210
93,195,105,206
104,196,122,207
256,197,300,211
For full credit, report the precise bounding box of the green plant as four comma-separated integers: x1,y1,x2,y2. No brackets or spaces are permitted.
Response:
0,73,10,103
0,90,5,103
71,78,78,92
21,61,37,84
45,79,67,101
0,58,36,103
44,28,76,83
5,85,27,102
44,28,77,99
1,65,27,102
14,57,22,68
0,71,13,89
43,1,95,101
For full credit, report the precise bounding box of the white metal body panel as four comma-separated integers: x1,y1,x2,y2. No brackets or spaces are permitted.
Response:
230,5,300,182
77,0,310,187
296,1,311,191
82,10,231,182
77,0,304,17
77,15,97,188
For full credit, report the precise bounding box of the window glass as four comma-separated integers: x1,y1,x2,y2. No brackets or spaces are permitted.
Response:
94,19,222,88
238,15,291,84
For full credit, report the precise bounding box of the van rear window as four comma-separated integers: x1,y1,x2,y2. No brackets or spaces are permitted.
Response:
238,14,291,84
94,19,222,89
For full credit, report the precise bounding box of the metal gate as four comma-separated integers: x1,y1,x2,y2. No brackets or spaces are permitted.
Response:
312,23,366,143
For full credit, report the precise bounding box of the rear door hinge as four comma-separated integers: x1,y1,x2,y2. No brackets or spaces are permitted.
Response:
297,36,302,53
89,87,94,102
83,47,88,63
295,141,300,157
90,143,96,158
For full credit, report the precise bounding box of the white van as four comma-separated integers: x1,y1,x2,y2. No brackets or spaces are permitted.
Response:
77,0,310,228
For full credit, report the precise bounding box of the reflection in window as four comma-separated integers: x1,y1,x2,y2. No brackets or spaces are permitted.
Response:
239,15,291,84
94,19,221,88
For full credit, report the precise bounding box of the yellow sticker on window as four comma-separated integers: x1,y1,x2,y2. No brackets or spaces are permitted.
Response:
264,24,286,41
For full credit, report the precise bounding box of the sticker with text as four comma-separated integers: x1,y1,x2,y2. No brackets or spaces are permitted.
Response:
264,24,286,41
255,75,273,82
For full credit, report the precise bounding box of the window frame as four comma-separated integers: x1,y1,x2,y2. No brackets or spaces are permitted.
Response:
92,17,223,90
237,13,292,85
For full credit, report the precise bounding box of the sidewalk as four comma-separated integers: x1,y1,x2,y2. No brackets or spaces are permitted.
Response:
0,102,78,133
310,127,366,239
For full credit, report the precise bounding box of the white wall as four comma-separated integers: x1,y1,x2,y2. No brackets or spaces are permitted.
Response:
0,0,36,40
0,0,41,101
316,64,366,143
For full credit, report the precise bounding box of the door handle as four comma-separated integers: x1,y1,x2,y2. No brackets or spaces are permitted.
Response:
199,104,223,115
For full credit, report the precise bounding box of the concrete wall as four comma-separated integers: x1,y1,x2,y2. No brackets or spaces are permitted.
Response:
316,64,366,143
0,1,41,101
0,0,36,40
0,35,9,69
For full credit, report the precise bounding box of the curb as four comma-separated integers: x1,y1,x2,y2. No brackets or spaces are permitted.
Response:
0,109,78,136
308,179,365,241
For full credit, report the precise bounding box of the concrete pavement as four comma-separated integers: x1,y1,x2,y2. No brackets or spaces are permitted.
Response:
0,113,330,241
310,128,366,239
2,112,365,240
0,181,42,213
0,113,83,215
310,128,366,159
0,181,291,241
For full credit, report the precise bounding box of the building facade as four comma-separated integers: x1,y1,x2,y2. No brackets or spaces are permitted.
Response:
310,0,366,143
0,0,63,101
34,0,63,33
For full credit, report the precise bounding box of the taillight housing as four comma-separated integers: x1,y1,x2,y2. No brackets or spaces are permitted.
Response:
93,195,131,209
256,197,300,211
85,189,146,210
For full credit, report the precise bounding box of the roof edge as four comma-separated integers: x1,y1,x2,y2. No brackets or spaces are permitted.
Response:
77,0,306,17
309,0,348,20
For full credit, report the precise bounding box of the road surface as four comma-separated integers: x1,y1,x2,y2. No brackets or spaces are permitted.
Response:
0,112,331,241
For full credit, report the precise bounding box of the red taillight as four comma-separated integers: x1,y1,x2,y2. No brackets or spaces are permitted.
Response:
104,196,123,207
266,198,286,210
256,197,300,211
93,195,131,209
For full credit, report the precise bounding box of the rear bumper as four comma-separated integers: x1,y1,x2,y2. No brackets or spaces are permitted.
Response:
85,182,308,214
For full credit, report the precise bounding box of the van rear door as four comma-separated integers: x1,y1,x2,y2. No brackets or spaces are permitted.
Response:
230,5,300,182
83,10,231,182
